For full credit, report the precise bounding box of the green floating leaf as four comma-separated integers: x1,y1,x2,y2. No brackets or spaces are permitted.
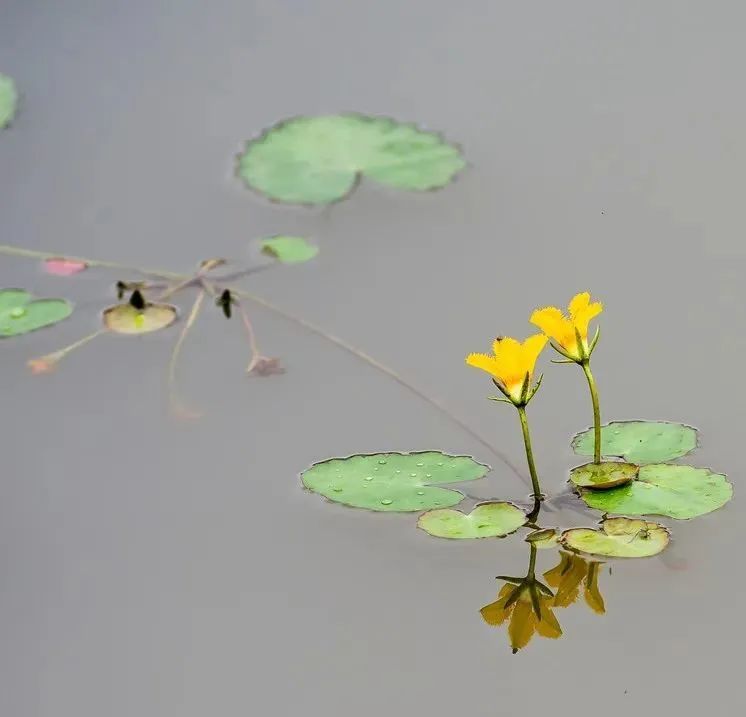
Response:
561,517,669,558
572,420,697,464
103,303,177,334
0,73,18,129
237,114,465,205
580,464,732,520
569,461,638,490
417,502,526,540
0,288,72,337
260,236,318,264
301,451,488,512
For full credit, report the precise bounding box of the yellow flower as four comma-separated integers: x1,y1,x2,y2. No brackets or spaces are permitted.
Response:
530,292,603,361
466,334,547,404
481,583,562,653
543,551,606,614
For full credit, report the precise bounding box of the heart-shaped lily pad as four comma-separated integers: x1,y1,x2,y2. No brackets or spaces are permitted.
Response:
561,517,670,558
103,303,177,334
417,502,527,539
580,464,732,520
260,236,318,264
572,420,697,464
0,289,72,337
237,114,466,205
301,451,489,512
569,461,638,489
0,74,17,129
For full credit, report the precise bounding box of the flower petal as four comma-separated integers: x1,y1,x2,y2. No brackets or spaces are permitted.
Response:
529,306,574,348
466,352,500,378
508,600,536,652
568,292,591,319
584,562,606,614
535,602,563,639
553,554,588,607
480,584,514,626
521,334,548,375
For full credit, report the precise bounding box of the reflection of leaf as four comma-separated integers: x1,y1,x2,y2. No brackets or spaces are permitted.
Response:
417,502,526,539
260,236,318,264
580,464,732,520
103,303,177,334
237,114,465,205
301,451,489,512
561,517,669,558
44,258,88,276
572,420,697,464
0,74,17,129
569,461,638,490
0,289,72,337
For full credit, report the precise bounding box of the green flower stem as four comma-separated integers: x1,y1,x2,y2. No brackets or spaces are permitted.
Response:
517,406,543,500
581,360,602,464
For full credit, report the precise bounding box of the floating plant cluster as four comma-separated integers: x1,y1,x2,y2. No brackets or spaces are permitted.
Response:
301,292,732,651
1,92,732,653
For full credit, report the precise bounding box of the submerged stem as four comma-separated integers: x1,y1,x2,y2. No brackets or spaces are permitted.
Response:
581,360,602,464
227,285,527,484
527,543,538,580
517,406,543,499
167,290,206,416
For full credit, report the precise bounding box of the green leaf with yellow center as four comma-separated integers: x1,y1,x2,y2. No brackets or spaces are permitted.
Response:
103,303,177,334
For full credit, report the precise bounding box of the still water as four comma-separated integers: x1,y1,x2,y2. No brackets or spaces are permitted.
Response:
1,1,744,715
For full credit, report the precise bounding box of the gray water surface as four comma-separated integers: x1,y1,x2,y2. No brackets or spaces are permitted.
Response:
1,2,744,715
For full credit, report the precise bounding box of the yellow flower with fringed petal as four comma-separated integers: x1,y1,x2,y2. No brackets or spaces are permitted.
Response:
466,334,547,405
544,551,606,614
530,292,603,362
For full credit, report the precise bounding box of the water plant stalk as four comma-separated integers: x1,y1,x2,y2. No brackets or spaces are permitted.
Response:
581,359,602,464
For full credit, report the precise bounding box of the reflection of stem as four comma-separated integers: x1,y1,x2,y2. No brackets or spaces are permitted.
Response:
226,285,526,484
238,303,262,373
167,290,205,415
1,242,526,484
517,406,543,499
581,359,602,464
527,543,537,579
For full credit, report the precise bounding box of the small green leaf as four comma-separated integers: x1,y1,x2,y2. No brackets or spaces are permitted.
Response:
561,517,669,558
580,464,732,520
0,288,72,337
237,114,465,205
569,461,638,490
525,528,559,549
0,74,18,129
301,451,489,512
417,502,527,539
103,303,177,334
260,236,318,264
572,420,697,464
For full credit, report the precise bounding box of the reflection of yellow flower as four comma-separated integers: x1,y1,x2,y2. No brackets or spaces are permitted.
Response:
466,334,547,404
530,292,603,361
480,582,562,653
543,551,605,614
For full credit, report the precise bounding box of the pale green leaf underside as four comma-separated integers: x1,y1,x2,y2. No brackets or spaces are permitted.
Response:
0,288,72,337
260,236,318,264
561,517,669,558
301,451,489,512
237,114,465,205
417,502,527,539
0,74,18,129
572,420,697,464
580,464,732,520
